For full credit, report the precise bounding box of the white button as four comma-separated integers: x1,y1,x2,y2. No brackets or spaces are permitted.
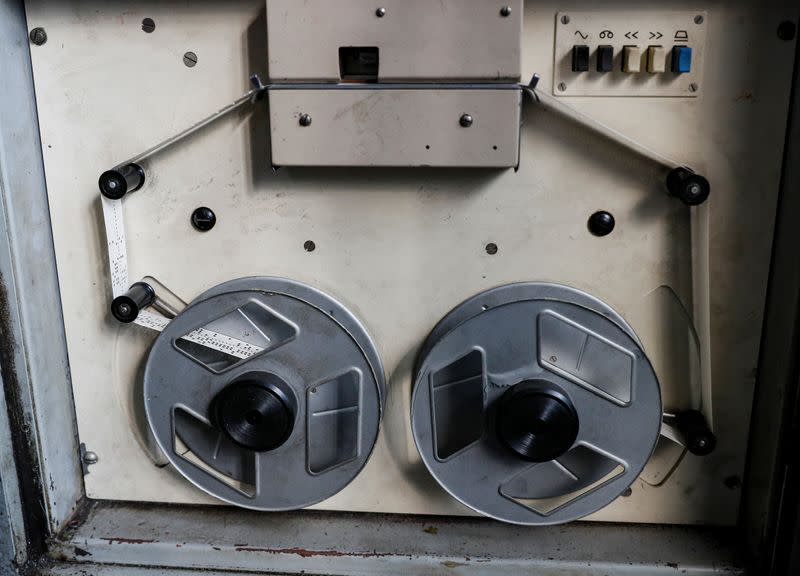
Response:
647,46,666,73
623,46,642,73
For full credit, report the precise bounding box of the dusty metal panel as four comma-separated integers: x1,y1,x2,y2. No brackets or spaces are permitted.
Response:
47,502,744,575
0,0,82,546
266,0,524,83
268,88,521,166
22,0,798,528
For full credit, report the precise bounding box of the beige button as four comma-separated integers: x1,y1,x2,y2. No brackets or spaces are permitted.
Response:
647,46,666,73
623,46,642,73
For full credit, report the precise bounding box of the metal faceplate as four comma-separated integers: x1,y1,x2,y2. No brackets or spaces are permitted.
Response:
411,283,662,525
144,277,385,511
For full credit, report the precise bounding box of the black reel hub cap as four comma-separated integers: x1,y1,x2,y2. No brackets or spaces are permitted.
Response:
497,380,579,462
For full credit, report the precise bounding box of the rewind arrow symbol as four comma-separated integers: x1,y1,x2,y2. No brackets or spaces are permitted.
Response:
624,31,639,39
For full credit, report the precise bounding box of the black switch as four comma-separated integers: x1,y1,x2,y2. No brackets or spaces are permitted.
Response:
572,45,590,72
597,45,614,72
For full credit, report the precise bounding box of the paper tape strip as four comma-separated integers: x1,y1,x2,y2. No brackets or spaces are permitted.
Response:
101,196,262,360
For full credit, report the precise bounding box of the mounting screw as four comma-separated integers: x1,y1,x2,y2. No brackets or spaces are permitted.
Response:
141,18,156,33
376,7,386,18
500,6,512,17
689,83,699,92
191,207,217,232
621,487,633,497
485,243,498,255
777,20,797,41
588,211,616,237
299,113,313,127
29,27,47,46
460,114,474,128
561,15,570,25
183,51,198,67
304,240,316,252
558,82,567,92
82,451,99,465
694,15,704,25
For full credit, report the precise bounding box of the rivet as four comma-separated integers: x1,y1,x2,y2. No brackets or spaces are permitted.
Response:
299,113,313,127
82,451,99,465
500,6,512,17
376,7,387,18
29,27,47,46
460,114,474,128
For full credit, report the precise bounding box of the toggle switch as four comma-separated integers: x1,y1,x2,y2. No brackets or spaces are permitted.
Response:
671,45,692,73
572,45,590,72
622,46,642,73
646,46,667,73
596,45,614,72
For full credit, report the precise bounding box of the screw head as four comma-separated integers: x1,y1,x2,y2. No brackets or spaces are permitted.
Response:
141,18,156,33
183,51,198,67
83,451,99,465
299,113,313,127
694,14,704,25
561,15,570,25
778,20,797,41
689,83,699,92
621,487,633,497
376,7,386,17
588,211,616,237
500,6,512,17
459,114,474,128
304,240,316,252
29,27,47,46
191,207,217,232
485,243,498,255
558,82,567,92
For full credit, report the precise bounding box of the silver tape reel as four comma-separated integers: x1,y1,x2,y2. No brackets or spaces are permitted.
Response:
144,277,385,511
411,283,662,525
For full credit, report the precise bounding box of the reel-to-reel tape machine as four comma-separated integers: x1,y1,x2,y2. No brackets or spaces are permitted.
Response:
25,0,796,532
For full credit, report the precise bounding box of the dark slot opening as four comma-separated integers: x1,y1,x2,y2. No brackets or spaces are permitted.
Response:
339,46,379,83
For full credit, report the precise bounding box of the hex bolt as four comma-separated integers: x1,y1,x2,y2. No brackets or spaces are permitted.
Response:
183,51,198,67
376,7,387,18
500,6,512,17
460,114,474,128
29,27,47,46
299,113,313,127
82,451,99,465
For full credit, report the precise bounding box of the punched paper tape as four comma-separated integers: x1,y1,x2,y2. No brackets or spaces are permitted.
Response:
101,196,263,360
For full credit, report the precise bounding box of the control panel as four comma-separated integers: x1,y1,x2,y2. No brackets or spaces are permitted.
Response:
554,12,707,97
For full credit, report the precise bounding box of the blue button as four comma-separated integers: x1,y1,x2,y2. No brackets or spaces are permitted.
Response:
671,46,692,73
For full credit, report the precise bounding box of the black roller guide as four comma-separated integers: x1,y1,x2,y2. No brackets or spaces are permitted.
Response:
214,381,294,452
666,167,711,206
111,282,155,323
496,380,579,462
674,410,716,456
99,163,145,200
